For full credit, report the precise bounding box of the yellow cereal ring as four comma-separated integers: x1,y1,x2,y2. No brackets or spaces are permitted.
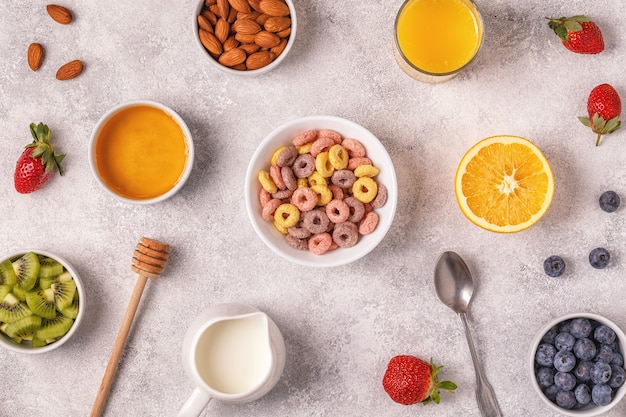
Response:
273,220,289,235
315,152,335,178
297,178,308,188
354,164,380,178
273,203,301,228
271,146,286,166
352,177,378,203
328,144,349,170
308,171,327,187
310,184,333,206
258,170,278,194
296,142,313,154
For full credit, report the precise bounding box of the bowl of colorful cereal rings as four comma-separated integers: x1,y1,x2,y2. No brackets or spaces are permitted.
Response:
245,115,398,267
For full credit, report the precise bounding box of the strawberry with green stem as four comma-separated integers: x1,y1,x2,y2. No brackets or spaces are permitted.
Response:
579,84,622,146
547,15,604,54
14,123,65,194
382,355,457,405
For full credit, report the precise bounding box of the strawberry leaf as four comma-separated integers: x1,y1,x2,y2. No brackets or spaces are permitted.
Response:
430,390,441,405
439,381,458,391
604,118,620,134
571,15,591,23
578,116,592,127
563,20,582,32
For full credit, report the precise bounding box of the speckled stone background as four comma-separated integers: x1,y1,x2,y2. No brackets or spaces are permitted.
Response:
1,0,626,416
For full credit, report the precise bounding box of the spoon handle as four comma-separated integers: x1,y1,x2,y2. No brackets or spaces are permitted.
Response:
459,312,502,417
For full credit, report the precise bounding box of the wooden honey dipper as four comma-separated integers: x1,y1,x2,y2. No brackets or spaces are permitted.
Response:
90,237,171,417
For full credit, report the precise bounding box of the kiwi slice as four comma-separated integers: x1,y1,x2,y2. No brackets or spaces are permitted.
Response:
11,284,27,301
52,280,76,311
12,252,40,292
25,288,57,319
0,293,32,323
0,284,11,301
0,322,22,344
35,316,73,340
38,257,64,278
5,315,42,340
38,275,57,290
0,259,17,287
60,292,79,319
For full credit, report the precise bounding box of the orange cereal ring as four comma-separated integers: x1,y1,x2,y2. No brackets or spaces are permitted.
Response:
308,172,327,188
310,137,335,157
317,129,342,144
332,221,359,248
326,199,350,223
315,152,335,178
258,170,278,193
277,145,298,167
281,166,297,191
259,188,271,206
271,146,286,165
292,129,318,146
354,164,380,178
341,138,366,158
352,177,378,203
274,203,301,228
330,169,356,189
310,184,332,206
371,183,387,209
270,164,286,189
308,232,333,255
328,184,344,201
347,156,372,171
291,187,318,212
292,153,316,178
344,196,365,222
262,198,282,221
296,142,313,154
303,209,330,234
286,234,308,250
359,211,379,235
328,144,349,170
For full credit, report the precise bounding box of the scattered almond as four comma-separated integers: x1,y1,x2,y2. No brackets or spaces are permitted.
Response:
246,51,275,70
55,59,83,80
254,30,280,48
258,0,290,17
228,0,251,13
27,43,44,71
218,47,247,67
199,29,223,55
232,18,261,35
46,4,72,24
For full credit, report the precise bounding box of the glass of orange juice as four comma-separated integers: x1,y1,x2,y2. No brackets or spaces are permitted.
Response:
393,0,483,83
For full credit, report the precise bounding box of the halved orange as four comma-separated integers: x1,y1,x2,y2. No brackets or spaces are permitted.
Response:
455,135,554,233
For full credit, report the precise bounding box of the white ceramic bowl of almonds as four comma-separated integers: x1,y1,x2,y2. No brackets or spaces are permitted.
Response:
245,115,398,267
0,250,85,354
194,0,297,75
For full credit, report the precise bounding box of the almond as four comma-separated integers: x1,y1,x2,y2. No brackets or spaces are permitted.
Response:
218,47,247,67
197,15,214,32
235,32,257,44
205,0,217,5
232,18,261,35
227,7,238,23
248,0,262,12
276,27,291,38
246,51,275,70
209,4,222,18
238,11,261,20
199,29,223,55
256,13,270,25
223,36,239,51
239,43,261,54
27,43,44,71
254,30,280,48
258,0,290,17
232,63,247,71
217,0,230,21
214,18,230,43
201,9,218,25
270,38,287,56
263,16,290,32
228,0,251,13
56,59,83,80
46,4,72,24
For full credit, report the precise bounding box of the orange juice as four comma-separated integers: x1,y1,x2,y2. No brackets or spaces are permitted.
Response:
95,105,188,200
395,0,482,76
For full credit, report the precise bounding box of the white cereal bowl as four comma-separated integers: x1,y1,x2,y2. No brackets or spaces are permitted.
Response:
193,0,297,76
529,312,626,416
0,250,85,354
88,100,194,205
245,115,398,267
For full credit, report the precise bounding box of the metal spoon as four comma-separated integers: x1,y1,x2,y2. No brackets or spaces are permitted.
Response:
434,251,502,417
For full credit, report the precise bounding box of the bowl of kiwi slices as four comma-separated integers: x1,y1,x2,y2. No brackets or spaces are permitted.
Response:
0,250,84,353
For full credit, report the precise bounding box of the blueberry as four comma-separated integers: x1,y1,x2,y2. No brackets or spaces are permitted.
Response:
554,350,577,372
573,338,597,361
594,325,617,344
536,366,555,387
589,247,611,269
570,318,592,339
591,384,613,406
599,191,620,213
574,384,591,406
554,371,577,391
555,389,577,409
591,361,612,384
595,344,614,363
543,384,560,401
555,332,576,351
542,326,558,344
611,352,624,367
536,343,557,366
574,360,594,381
543,255,565,277
609,365,626,388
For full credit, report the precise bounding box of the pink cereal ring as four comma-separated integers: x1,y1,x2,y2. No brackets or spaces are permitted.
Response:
303,209,330,234
261,198,282,221
292,154,316,178
332,221,359,248
359,211,379,235
310,137,335,157
371,183,387,209
328,184,344,201
292,129,318,146
259,188,271,207
325,199,350,224
290,187,318,212
270,165,286,190
281,166,297,191
341,138,366,157
317,129,342,144
308,232,332,255
286,234,309,250
277,145,298,167
347,156,373,171
344,196,365,223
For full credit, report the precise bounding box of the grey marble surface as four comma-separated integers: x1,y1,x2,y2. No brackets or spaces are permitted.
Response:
1,0,626,416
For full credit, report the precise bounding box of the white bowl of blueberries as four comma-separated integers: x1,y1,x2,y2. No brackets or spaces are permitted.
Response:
530,313,626,415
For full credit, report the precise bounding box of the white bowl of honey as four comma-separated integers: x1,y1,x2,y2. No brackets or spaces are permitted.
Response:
89,100,194,204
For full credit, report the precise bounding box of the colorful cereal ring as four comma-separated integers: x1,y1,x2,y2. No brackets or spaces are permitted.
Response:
352,177,378,203
274,203,301,228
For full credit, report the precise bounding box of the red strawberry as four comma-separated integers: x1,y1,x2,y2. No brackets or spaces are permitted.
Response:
547,15,604,54
382,355,457,405
14,123,65,194
578,84,622,146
